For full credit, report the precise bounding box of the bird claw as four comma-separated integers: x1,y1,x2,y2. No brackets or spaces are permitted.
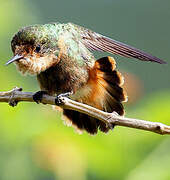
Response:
33,91,47,104
55,91,73,105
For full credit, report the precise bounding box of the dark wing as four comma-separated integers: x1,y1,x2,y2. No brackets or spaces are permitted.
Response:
76,25,166,64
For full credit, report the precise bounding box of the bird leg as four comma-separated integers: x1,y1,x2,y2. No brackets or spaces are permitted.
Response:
33,90,48,104
55,91,73,105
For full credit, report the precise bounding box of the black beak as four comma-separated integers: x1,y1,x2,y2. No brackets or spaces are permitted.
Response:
5,54,24,66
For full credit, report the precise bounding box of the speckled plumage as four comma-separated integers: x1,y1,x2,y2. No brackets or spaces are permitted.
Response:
12,23,95,68
8,22,165,134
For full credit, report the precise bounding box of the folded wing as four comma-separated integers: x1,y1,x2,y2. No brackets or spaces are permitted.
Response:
75,24,166,64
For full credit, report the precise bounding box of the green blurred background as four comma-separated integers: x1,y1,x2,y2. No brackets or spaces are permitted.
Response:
0,0,170,179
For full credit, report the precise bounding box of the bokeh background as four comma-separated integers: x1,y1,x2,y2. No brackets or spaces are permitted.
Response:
0,0,170,179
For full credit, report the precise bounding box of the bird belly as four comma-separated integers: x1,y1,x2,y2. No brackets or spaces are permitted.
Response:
37,62,89,96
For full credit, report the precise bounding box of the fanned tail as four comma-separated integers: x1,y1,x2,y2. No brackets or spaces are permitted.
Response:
64,56,127,134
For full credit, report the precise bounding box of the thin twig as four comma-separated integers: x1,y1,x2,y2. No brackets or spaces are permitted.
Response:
0,87,170,135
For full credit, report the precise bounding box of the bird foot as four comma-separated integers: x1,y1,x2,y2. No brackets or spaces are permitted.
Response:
55,91,73,105
33,91,48,104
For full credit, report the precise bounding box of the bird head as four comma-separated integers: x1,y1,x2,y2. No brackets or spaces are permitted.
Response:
6,24,60,75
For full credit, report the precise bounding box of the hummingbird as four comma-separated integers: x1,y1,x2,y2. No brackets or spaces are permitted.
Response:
6,22,166,134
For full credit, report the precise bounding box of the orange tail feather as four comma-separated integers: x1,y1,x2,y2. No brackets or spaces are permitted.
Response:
64,56,127,134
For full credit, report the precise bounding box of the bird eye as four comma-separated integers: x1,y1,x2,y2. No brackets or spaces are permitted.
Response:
35,45,41,53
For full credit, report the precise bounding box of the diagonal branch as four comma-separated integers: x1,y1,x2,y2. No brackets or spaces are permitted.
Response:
0,87,170,135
